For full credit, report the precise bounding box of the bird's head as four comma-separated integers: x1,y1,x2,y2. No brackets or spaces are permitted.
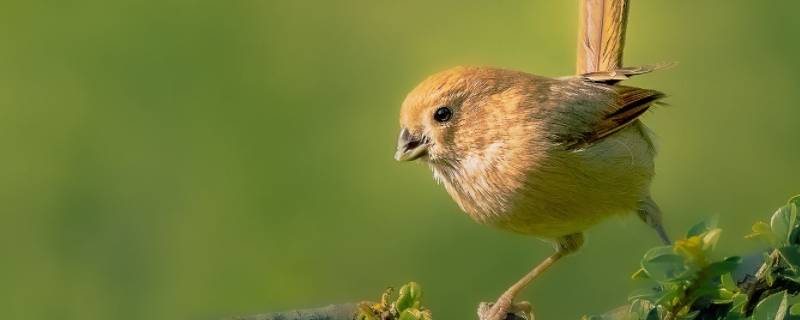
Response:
394,66,530,164
394,66,548,219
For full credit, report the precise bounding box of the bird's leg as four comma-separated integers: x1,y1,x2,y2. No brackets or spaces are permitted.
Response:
477,233,584,320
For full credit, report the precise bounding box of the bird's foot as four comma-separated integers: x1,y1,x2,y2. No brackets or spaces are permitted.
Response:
477,299,533,320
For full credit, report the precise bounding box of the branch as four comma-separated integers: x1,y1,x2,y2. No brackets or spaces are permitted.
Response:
225,303,359,320
576,0,630,74
226,302,531,320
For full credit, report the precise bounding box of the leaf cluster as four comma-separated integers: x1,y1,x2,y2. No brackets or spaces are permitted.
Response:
356,282,432,320
587,195,800,320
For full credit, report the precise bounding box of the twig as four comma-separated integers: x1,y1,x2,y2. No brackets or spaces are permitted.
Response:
225,303,359,320
741,250,800,316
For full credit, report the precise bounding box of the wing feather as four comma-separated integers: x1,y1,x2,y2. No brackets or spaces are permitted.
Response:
565,85,665,149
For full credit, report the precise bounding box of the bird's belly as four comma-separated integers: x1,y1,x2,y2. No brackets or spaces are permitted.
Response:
457,125,656,239
491,196,637,239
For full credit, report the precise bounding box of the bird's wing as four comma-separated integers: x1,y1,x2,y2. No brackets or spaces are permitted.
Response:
588,85,664,142
558,84,665,150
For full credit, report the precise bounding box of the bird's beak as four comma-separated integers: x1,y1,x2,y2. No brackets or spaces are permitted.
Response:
394,128,430,161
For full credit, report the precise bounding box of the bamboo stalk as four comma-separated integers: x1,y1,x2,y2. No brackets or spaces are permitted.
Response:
576,0,630,74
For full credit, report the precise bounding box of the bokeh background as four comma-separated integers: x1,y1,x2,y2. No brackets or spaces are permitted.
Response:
2,1,799,319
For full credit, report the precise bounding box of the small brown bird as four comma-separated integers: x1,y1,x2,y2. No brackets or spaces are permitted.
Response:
394,65,670,320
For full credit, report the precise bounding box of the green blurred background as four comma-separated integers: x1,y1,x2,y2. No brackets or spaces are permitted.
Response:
1,1,798,319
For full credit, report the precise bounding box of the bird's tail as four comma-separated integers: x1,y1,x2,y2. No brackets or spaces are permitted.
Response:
637,195,672,245
579,62,677,84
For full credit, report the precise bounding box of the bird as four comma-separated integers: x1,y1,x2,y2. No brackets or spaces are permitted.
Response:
394,65,670,320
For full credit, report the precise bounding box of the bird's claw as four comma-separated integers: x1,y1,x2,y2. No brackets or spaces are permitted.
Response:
477,300,533,320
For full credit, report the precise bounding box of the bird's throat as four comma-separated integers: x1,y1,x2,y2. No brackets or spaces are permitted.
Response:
429,150,518,224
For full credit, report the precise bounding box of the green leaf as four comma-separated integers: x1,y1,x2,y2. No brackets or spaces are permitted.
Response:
395,282,422,313
705,256,742,277
789,228,800,247
632,268,650,280
712,288,736,304
398,309,422,320
788,196,800,246
687,215,719,238
780,245,800,266
731,293,749,312
641,246,688,282
790,303,800,316
789,195,800,209
748,221,780,247
691,282,727,303
753,291,789,320
772,201,798,246
722,273,738,291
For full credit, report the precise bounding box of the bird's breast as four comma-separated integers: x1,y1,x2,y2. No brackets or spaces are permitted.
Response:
430,141,536,225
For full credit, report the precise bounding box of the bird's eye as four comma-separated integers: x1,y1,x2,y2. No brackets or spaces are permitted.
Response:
433,106,452,123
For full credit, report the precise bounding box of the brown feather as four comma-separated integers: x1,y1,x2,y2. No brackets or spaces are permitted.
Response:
580,63,676,84
569,85,664,149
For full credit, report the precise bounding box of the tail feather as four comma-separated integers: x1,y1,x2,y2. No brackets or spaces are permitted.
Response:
580,62,676,84
638,196,671,245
